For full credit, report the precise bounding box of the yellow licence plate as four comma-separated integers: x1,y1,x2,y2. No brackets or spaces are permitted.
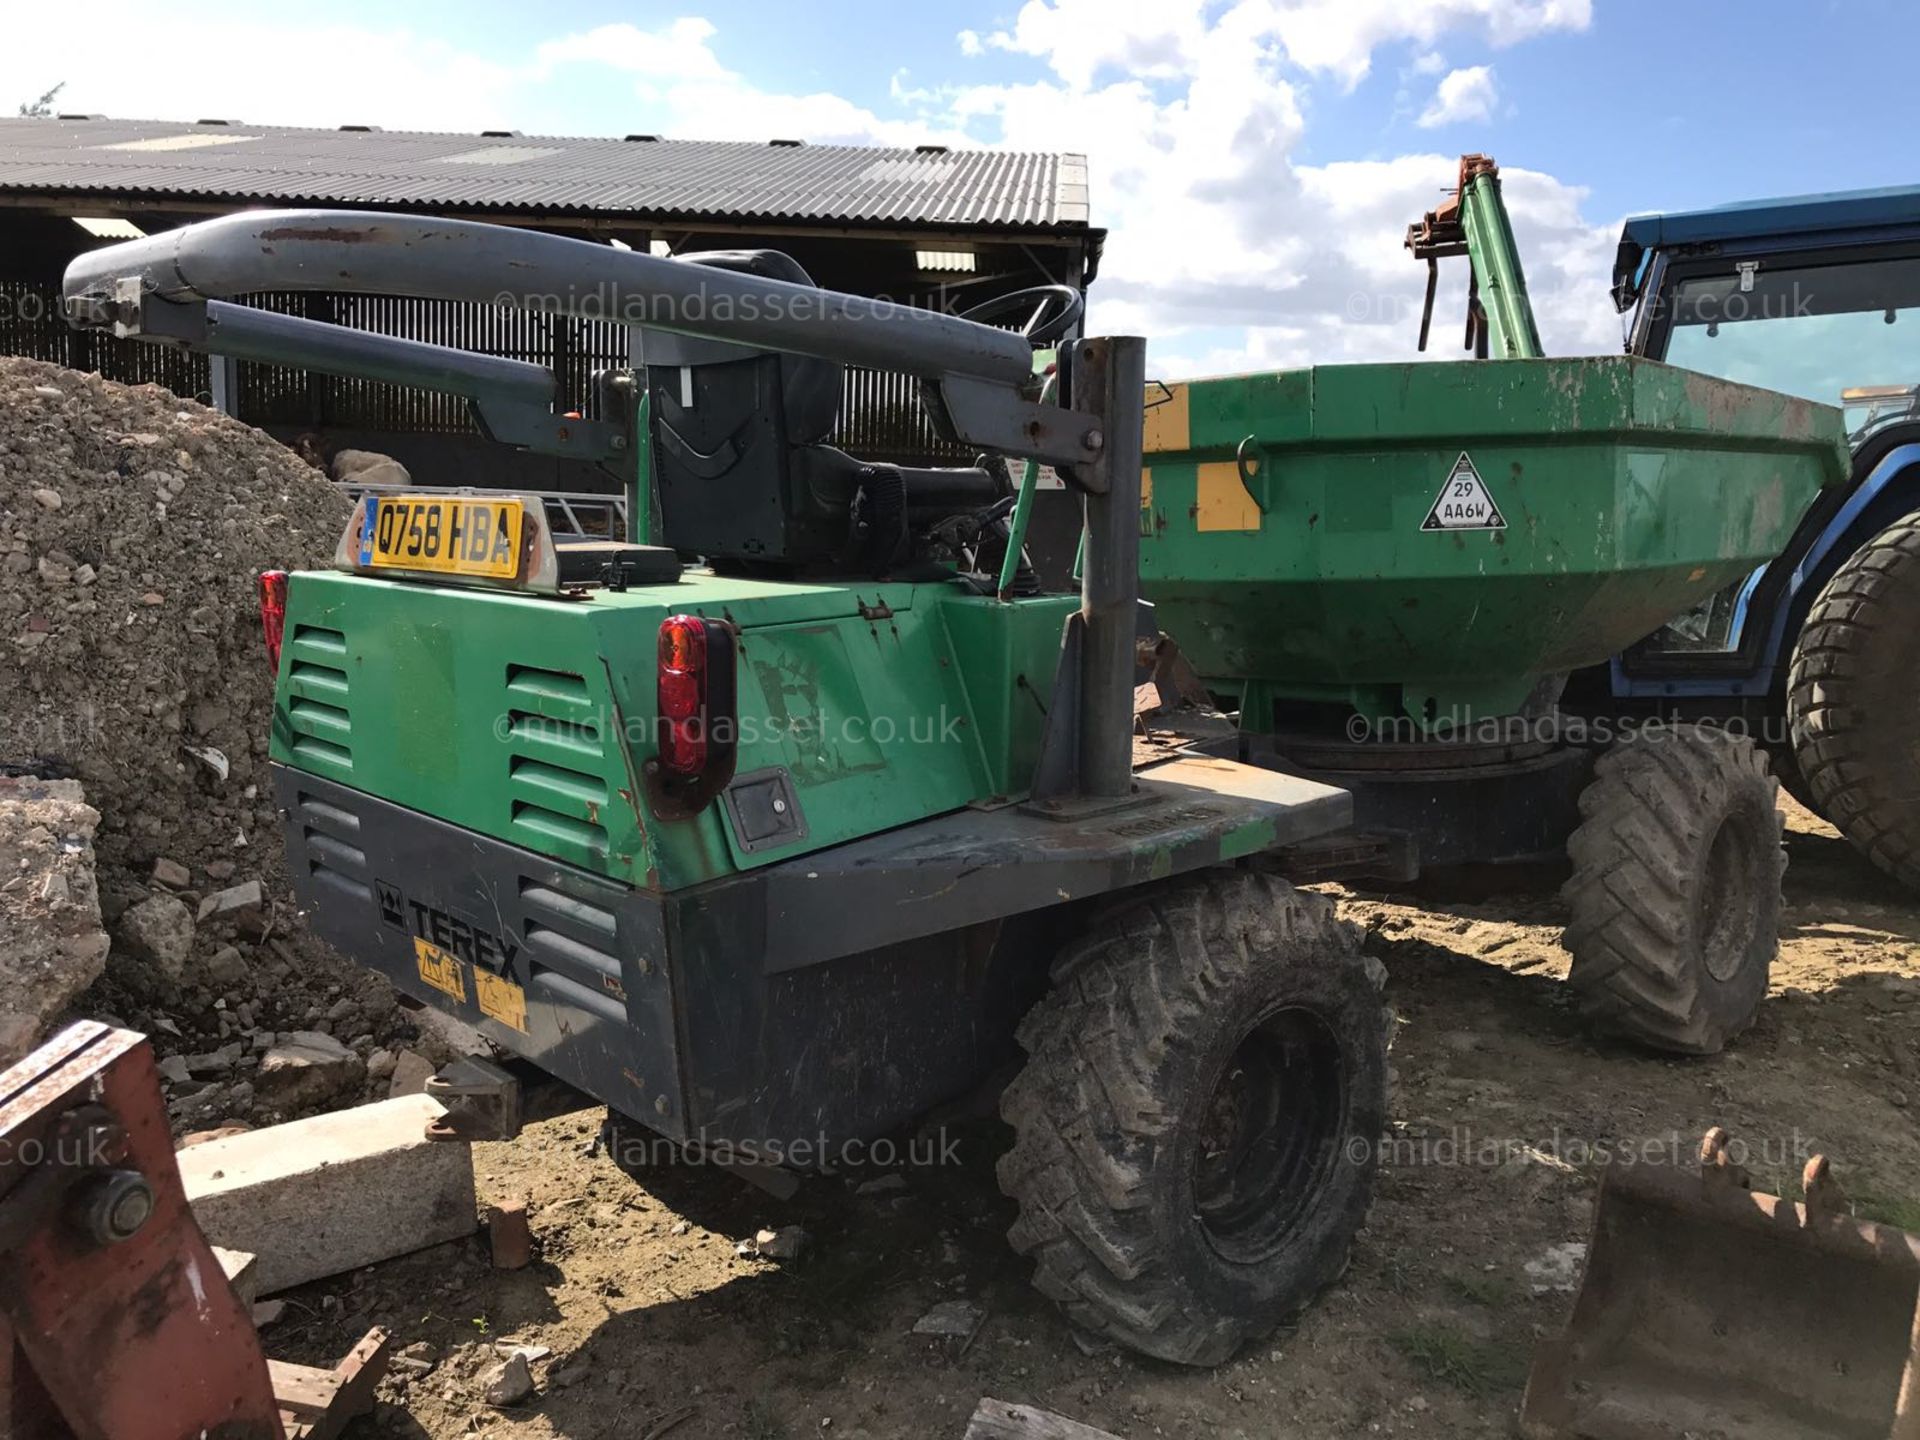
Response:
362,495,525,579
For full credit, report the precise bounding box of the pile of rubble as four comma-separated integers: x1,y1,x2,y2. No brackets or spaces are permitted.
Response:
0,776,110,1062
0,358,451,1124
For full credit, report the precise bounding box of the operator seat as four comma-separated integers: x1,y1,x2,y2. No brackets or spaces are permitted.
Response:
641,250,1005,574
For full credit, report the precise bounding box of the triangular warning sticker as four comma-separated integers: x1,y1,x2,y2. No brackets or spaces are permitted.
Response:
1421,452,1506,532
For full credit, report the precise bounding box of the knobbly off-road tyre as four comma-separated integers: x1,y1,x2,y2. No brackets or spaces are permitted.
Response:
997,871,1388,1366
1788,513,1920,893
1563,724,1783,1054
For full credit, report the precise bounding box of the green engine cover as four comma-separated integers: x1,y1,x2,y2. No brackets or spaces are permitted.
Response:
1137,356,1849,727
270,570,1074,893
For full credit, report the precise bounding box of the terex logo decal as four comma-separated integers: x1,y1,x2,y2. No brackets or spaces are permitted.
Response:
375,877,523,983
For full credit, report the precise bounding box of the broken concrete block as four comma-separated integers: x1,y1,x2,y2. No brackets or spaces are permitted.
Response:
150,856,191,890
213,1246,259,1306
256,1030,364,1110
115,892,195,979
194,943,250,991
178,1093,477,1294
197,879,266,936
913,1299,985,1340
185,1042,243,1078
389,1340,436,1375
388,1048,436,1098
483,1351,533,1407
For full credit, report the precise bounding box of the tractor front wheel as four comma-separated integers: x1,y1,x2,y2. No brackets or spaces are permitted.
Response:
1788,512,1920,892
997,871,1388,1367
1563,724,1783,1054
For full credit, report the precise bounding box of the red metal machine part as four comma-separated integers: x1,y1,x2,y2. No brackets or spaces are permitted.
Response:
0,1022,387,1440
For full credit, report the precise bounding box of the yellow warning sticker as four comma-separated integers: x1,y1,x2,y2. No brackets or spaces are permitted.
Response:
414,937,466,1003
475,970,529,1033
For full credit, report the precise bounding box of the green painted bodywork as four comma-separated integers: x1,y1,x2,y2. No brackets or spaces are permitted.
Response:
1458,170,1545,361
271,570,1074,893
1138,356,1849,726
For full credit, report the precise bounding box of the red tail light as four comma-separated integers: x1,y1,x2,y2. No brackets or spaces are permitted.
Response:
657,615,708,776
259,570,289,670
651,615,737,813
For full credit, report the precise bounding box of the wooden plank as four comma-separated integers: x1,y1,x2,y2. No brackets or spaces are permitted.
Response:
964,1398,1125,1440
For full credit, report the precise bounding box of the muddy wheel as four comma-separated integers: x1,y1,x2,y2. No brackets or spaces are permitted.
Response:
1788,513,1920,891
1563,724,1783,1054
996,871,1388,1367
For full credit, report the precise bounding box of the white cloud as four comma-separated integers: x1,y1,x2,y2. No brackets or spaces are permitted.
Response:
1265,0,1591,87
979,0,1213,89
931,6,1611,374
536,19,732,83
650,80,956,146
0,1,1620,375
1418,65,1498,127
1,2,524,132
532,16,962,146
957,29,985,56
949,0,1589,92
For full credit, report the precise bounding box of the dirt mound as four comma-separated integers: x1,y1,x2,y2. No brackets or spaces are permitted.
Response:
0,357,436,1123
0,356,350,878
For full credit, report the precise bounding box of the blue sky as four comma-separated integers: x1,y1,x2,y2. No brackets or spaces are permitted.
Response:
8,0,1912,374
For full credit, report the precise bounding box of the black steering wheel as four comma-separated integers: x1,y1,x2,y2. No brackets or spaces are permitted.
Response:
958,285,1085,346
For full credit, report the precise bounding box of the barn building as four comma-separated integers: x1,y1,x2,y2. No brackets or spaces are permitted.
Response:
0,115,1101,491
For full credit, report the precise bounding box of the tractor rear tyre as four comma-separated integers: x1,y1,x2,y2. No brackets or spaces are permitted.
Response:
1563,724,1783,1055
997,871,1388,1367
1788,513,1920,892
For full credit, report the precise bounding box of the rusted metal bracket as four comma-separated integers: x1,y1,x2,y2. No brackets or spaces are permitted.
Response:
423,1055,522,1142
0,1023,398,1440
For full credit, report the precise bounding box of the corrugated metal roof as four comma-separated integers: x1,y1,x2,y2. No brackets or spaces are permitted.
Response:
0,116,1092,232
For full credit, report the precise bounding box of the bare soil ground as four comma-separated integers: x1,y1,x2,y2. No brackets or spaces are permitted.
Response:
271,796,1920,1439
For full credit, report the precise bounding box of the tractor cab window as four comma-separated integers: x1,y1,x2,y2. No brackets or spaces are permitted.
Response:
1656,249,1920,409
1627,247,1920,664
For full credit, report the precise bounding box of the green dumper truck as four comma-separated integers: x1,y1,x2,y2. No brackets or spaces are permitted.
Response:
60,179,1841,1364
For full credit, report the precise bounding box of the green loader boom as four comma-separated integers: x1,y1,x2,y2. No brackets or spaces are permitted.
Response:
1406,153,1546,360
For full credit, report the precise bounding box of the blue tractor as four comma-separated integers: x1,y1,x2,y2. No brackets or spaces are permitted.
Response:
1566,182,1920,889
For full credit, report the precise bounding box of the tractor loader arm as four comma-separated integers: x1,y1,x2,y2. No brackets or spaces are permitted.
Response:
1406,153,1546,360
